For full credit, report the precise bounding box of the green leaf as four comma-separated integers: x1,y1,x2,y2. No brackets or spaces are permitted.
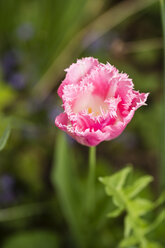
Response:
2,231,58,248
143,241,163,248
154,192,165,208
130,198,153,217
100,167,165,247
100,167,132,208
125,175,153,199
145,209,165,234
124,216,132,238
99,182,125,208
0,82,16,110
100,166,132,190
112,194,125,208
128,192,165,219
51,132,85,248
119,235,138,247
107,207,124,218
0,124,11,151
0,202,48,222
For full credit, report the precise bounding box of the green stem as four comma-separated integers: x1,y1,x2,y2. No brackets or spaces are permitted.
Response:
86,146,96,214
160,0,165,189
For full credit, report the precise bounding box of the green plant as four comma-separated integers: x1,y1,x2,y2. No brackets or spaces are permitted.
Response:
100,167,165,248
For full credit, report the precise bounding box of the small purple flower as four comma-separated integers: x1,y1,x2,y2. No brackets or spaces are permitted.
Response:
1,50,20,76
9,73,27,89
0,175,15,205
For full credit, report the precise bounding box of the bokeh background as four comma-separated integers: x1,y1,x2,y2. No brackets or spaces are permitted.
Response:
0,0,164,247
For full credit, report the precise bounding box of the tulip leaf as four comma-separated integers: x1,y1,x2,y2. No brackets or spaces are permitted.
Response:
51,132,86,248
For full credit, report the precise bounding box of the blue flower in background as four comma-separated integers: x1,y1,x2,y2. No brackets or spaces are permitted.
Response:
9,72,27,90
0,175,15,205
1,49,27,90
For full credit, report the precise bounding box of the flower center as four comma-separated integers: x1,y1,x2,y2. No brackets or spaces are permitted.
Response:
73,93,108,116
88,107,92,114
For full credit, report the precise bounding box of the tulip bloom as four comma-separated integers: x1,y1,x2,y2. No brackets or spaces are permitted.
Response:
55,57,148,146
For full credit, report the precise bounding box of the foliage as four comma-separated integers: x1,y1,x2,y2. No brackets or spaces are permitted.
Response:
2,230,58,248
0,119,11,151
100,167,165,248
0,0,164,247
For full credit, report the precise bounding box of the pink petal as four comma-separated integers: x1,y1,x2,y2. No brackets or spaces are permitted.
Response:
58,57,99,98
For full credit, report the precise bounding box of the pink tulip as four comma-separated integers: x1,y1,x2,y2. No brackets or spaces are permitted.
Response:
55,57,148,146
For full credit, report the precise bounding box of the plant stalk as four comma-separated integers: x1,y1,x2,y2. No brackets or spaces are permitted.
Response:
86,146,96,214
160,0,165,189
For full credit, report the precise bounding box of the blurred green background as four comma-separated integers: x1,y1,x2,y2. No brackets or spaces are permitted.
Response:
0,0,164,247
